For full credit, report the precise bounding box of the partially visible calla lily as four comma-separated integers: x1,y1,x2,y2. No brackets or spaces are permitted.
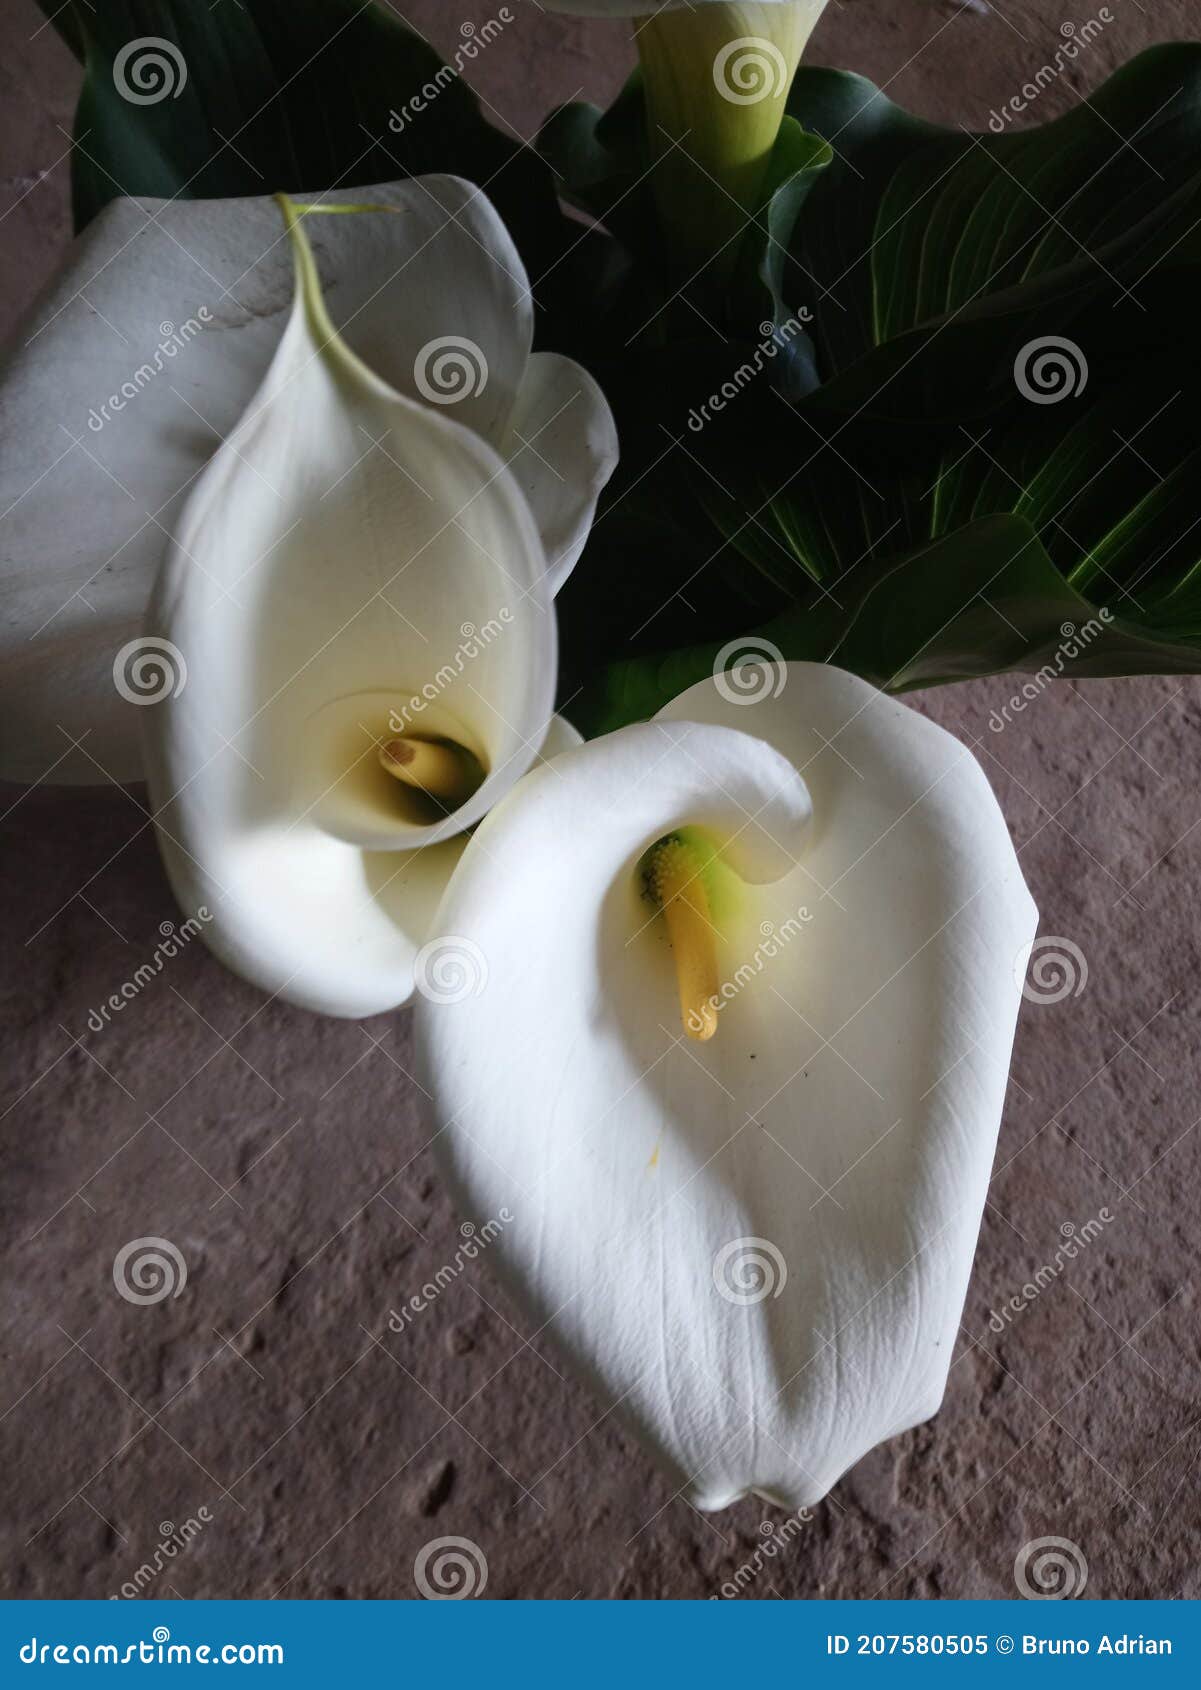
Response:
546,1,828,280
136,190,612,1018
415,663,1037,1508
0,176,616,785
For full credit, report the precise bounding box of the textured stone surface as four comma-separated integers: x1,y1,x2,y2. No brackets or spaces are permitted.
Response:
2,0,1200,1602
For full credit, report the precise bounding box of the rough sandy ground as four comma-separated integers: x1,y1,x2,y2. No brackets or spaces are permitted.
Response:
2,1,1199,1600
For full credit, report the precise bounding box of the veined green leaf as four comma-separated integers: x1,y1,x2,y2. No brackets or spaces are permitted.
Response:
572,516,1201,736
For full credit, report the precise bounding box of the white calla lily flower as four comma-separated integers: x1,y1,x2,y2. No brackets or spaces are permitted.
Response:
0,176,616,785
415,663,1037,1509
135,192,611,1019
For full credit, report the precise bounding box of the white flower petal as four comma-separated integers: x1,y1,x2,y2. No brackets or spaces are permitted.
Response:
415,664,1037,1508
0,178,614,783
151,717,582,1023
500,352,618,595
141,203,567,1017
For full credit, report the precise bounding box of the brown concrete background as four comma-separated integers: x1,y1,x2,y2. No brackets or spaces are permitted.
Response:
2,1,1200,1601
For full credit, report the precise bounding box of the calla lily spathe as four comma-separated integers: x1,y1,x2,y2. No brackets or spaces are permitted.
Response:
415,663,1037,1510
134,190,614,1018
0,176,615,785
546,3,829,284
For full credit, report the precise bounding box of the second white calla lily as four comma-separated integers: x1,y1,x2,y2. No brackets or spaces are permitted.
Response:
415,663,1037,1509
138,189,613,1017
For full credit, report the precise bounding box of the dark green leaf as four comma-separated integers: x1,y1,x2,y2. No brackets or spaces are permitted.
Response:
37,0,573,305
789,46,1201,420
572,516,1201,736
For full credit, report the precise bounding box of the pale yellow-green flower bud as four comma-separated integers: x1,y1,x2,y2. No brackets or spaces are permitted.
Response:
636,3,828,290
